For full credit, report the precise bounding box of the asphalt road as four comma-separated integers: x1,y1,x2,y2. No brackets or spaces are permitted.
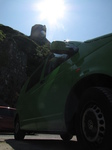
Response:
0,133,84,150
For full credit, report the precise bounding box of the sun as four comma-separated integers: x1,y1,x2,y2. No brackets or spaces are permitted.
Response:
35,0,66,26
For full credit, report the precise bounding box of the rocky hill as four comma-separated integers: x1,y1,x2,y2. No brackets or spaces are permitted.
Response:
0,24,51,107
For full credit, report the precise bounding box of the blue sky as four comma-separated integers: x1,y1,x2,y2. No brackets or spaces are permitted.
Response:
0,0,112,42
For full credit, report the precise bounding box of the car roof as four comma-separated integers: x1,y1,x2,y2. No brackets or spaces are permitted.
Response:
0,106,16,110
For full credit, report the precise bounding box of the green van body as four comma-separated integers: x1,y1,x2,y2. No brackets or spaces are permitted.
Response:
15,33,112,149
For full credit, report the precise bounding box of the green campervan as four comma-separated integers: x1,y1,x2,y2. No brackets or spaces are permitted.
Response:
15,33,112,150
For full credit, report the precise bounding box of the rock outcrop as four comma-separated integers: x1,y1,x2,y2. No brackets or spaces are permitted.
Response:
0,24,50,107
30,24,50,46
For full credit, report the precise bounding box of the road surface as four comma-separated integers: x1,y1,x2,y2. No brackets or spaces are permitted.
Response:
0,133,84,150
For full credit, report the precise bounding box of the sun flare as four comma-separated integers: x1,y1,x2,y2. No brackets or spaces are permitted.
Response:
35,0,66,26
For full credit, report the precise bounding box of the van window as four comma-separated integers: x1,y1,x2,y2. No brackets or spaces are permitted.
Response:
26,47,79,92
26,61,45,92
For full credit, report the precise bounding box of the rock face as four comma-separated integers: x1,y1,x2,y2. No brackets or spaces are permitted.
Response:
0,24,50,107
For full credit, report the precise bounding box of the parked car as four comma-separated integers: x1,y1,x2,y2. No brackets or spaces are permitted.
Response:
14,33,112,150
0,106,16,132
